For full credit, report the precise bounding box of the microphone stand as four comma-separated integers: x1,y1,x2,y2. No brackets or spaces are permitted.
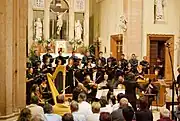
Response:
166,43,176,120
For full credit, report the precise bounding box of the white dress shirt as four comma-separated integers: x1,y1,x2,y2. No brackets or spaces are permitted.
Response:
45,114,62,121
78,101,93,118
72,111,86,121
87,113,100,121
27,104,47,121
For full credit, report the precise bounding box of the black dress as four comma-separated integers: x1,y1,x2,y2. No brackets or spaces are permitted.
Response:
66,65,75,93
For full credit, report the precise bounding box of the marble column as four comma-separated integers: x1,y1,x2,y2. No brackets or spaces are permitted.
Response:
0,0,27,120
28,0,34,52
84,0,89,46
69,0,75,42
44,0,51,40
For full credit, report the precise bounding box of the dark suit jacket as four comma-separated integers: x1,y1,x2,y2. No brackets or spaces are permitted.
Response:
111,107,124,121
122,80,144,103
135,109,153,121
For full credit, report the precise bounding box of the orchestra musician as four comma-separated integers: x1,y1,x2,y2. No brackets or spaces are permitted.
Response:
30,84,44,104
144,79,158,109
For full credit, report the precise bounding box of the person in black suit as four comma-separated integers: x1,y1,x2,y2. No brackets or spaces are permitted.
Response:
82,51,91,65
70,51,78,66
42,49,53,64
135,97,153,121
30,50,41,67
119,72,144,111
55,50,69,65
120,54,128,71
107,52,117,66
129,54,138,74
97,51,106,66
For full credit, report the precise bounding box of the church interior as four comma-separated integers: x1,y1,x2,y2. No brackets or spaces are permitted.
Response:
0,0,180,121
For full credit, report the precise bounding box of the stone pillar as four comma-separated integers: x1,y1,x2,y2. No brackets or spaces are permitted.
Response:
123,0,143,59
28,0,34,52
44,0,51,40
0,0,27,120
84,0,89,46
69,0,75,41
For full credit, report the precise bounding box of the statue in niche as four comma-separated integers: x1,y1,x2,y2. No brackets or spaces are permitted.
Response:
34,18,43,41
75,20,83,41
154,0,166,21
119,16,127,32
51,10,67,35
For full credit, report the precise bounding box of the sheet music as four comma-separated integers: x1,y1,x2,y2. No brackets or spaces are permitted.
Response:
96,89,109,99
113,89,125,97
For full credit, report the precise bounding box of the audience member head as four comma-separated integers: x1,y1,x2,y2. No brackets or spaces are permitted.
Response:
17,108,31,121
160,108,170,118
139,97,148,110
78,93,87,103
100,112,112,121
120,98,128,108
99,96,108,107
122,106,134,121
62,113,74,121
92,102,101,113
31,96,39,104
70,101,79,112
56,95,65,103
43,103,53,114
31,115,44,121
117,93,126,103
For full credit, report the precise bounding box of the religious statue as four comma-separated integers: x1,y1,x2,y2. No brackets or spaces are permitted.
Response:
74,20,83,41
34,18,43,41
119,15,127,32
51,9,67,35
154,0,166,21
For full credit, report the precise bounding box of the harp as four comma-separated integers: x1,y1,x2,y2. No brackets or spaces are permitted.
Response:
47,65,66,104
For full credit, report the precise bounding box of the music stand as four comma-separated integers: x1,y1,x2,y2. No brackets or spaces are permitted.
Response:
144,93,158,111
